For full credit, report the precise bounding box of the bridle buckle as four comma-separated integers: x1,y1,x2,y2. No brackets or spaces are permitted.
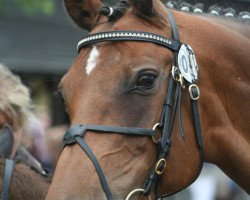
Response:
177,74,185,89
152,123,161,144
155,158,167,175
189,84,200,100
171,66,186,89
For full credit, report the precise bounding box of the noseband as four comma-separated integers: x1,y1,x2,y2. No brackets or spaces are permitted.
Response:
63,11,204,200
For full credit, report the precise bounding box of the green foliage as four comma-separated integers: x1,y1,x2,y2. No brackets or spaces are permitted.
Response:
0,0,55,15
0,0,5,13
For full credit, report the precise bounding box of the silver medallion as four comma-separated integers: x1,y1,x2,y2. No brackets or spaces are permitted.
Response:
178,44,199,83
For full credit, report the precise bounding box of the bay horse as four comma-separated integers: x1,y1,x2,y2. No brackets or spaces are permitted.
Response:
46,0,250,199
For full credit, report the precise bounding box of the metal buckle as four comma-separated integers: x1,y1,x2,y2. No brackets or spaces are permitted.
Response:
171,66,185,89
189,84,200,100
152,123,161,144
171,66,178,80
177,74,185,89
155,158,167,175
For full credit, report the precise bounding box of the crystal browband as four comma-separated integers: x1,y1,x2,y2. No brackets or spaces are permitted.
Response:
77,31,182,53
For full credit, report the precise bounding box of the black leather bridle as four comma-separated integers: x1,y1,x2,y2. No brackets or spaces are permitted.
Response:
63,11,204,200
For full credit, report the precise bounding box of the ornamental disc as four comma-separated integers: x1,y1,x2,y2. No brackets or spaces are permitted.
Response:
178,44,198,83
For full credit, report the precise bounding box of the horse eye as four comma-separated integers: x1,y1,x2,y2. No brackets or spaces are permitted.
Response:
137,74,156,89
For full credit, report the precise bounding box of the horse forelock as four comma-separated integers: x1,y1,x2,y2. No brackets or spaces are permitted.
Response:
99,0,129,22
98,0,169,31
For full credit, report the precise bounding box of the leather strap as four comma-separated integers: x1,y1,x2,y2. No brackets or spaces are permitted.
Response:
63,124,157,200
144,11,182,199
1,159,14,200
75,136,114,200
0,125,14,159
13,146,48,177
77,30,181,53
160,85,204,199
189,85,204,168
167,11,180,41
143,75,176,197
177,85,185,139
63,124,156,145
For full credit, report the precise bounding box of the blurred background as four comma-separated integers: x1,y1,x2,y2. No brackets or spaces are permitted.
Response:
0,0,249,199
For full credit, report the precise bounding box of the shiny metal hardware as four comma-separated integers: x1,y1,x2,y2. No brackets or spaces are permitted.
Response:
188,84,200,100
155,158,167,175
152,123,161,144
125,188,152,200
171,66,179,81
171,66,186,89
177,74,185,89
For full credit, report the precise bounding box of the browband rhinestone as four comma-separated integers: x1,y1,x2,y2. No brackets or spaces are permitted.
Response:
77,31,179,53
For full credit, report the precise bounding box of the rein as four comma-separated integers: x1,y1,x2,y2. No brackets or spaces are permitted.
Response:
0,125,48,200
0,125,14,200
63,11,204,200
1,159,14,200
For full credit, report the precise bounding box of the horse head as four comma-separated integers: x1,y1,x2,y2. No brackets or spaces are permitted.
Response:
46,0,241,199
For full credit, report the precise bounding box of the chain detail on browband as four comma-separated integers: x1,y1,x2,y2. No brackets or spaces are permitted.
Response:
77,31,181,53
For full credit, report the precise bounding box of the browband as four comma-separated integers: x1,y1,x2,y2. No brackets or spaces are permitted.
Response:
77,31,182,53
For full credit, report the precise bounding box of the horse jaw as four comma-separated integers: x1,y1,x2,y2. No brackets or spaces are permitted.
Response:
46,133,156,200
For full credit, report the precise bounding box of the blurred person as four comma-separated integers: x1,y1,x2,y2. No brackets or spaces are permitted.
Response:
26,104,68,172
0,63,66,173
0,63,34,159
0,63,51,172
0,63,50,199
24,105,53,171
45,124,68,172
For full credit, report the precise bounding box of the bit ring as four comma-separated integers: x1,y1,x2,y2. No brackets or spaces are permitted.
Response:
125,188,152,200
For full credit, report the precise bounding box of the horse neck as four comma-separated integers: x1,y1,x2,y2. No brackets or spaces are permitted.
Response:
210,17,250,40
182,14,250,192
196,16,250,136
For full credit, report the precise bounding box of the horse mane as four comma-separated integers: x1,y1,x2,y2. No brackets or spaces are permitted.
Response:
98,0,250,41
164,1,250,25
98,0,250,26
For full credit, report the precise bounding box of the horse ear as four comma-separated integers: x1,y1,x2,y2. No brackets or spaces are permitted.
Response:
130,0,155,17
64,0,103,31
